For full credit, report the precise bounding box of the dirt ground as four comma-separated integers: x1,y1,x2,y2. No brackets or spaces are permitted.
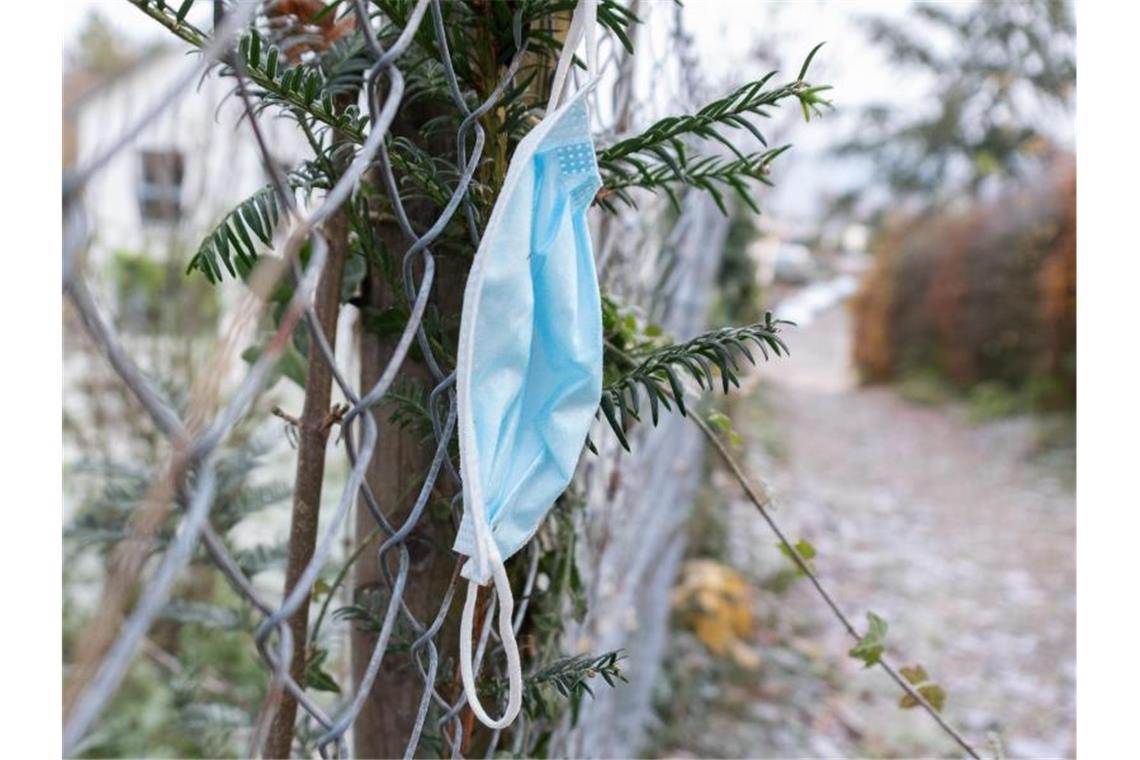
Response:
656,302,1075,759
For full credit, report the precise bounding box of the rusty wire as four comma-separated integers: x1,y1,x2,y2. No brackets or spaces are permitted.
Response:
61,0,542,756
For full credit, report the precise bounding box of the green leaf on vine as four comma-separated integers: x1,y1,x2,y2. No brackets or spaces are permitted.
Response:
776,538,817,576
848,611,888,668
898,663,947,711
900,683,947,712
899,664,928,684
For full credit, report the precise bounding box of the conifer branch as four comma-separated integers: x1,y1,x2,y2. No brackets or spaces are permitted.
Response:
599,145,791,213
517,651,628,721
189,185,284,282
129,1,367,139
599,314,792,451
596,44,831,212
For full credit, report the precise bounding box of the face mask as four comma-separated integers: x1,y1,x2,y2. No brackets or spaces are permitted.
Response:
453,0,601,730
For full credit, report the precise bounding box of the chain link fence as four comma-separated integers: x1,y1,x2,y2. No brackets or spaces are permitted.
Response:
63,1,713,757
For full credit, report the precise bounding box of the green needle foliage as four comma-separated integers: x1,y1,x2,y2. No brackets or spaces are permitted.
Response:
596,44,831,212
143,0,828,283
521,651,628,724
189,185,284,282
600,313,792,451
130,0,369,137
130,0,638,147
599,146,790,214
64,430,290,757
66,433,290,551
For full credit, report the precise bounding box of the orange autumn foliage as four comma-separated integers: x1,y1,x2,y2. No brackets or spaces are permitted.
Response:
851,158,1076,406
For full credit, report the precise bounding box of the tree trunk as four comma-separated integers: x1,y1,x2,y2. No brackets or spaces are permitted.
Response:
347,10,548,751
351,225,467,759
264,209,348,758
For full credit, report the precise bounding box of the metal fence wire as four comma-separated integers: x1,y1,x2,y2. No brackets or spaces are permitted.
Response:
62,1,559,756
62,3,1005,757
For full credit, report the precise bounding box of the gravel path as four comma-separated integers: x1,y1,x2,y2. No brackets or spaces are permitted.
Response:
658,302,1075,759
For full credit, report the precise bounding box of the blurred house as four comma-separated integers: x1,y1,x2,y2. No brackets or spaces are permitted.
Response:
62,48,316,470
65,48,310,283
750,217,819,287
768,241,817,285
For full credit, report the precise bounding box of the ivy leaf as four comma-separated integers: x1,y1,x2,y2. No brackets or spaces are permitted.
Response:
897,663,946,711
776,538,817,576
848,611,888,668
899,664,929,684
900,683,947,712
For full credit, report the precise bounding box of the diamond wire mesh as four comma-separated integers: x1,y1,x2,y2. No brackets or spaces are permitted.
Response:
62,1,542,756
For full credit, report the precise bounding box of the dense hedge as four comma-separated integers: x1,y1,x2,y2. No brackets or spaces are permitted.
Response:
851,159,1075,408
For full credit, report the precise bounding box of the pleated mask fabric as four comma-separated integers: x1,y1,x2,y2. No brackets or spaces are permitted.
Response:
452,93,602,581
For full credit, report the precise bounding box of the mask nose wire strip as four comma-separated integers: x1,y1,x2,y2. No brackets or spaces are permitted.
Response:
459,556,523,729
459,0,596,731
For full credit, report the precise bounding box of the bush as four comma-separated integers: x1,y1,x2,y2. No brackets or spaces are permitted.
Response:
851,158,1075,409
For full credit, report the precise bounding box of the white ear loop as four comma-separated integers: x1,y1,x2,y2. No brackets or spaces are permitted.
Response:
546,0,599,112
458,542,523,729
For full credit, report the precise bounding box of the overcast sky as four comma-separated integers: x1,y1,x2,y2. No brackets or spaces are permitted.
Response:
63,1,1071,225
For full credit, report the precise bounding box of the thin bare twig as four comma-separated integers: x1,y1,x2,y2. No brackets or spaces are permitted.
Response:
691,412,983,759
602,332,981,758
264,204,348,758
271,406,303,428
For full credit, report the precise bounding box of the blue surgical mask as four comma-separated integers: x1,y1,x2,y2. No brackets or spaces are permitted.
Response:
453,0,601,730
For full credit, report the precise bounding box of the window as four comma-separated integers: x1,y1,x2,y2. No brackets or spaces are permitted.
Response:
137,149,184,223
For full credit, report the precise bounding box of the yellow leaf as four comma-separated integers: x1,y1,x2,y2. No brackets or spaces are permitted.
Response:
695,588,722,613
694,616,732,655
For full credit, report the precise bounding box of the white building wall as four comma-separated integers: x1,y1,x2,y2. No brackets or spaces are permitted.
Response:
73,49,311,283
66,50,325,469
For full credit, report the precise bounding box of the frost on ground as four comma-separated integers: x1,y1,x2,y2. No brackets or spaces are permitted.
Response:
651,303,1075,759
